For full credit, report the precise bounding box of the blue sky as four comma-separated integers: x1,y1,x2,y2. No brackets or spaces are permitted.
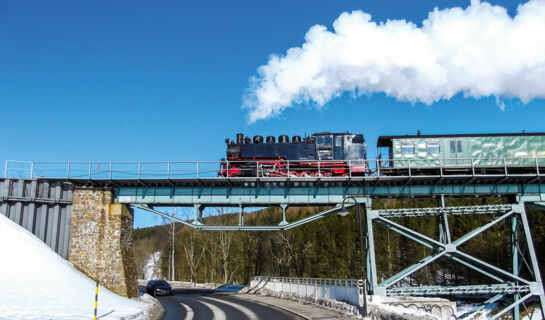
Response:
1,0,542,227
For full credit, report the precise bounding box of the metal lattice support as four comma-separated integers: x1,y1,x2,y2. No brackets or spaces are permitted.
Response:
365,198,545,319
132,202,357,231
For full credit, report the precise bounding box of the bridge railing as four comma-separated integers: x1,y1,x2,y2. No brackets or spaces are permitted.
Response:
2,158,544,179
249,276,364,312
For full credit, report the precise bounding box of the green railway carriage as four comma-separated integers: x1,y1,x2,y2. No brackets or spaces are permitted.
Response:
376,132,545,175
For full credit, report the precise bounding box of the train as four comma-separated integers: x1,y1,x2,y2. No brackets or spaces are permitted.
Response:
220,132,545,177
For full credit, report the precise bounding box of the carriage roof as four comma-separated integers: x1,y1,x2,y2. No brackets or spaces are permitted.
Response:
377,132,545,147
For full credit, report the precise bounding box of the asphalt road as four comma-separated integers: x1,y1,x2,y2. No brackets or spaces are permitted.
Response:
149,288,305,320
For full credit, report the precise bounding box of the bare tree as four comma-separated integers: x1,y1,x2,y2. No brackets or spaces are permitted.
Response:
274,231,311,277
269,232,293,277
204,231,219,283
214,207,236,284
183,228,203,285
159,209,177,281
219,227,236,283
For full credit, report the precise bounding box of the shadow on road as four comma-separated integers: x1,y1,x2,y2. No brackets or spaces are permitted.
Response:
138,284,246,296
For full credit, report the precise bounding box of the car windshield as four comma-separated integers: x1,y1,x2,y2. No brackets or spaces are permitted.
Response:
155,280,169,286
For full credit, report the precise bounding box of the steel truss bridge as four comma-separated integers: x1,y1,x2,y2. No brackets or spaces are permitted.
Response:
2,159,545,319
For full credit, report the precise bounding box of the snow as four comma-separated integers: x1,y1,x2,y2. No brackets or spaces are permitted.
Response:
142,252,162,280
456,302,493,320
523,309,543,320
0,214,156,320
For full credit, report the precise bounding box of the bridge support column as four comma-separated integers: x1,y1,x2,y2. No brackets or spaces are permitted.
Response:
238,205,244,226
68,187,138,298
193,204,203,225
278,204,288,225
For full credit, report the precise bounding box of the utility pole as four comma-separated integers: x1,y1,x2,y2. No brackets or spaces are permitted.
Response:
339,196,367,317
171,208,176,281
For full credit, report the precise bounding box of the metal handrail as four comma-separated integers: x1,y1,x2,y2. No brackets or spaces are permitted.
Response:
251,276,361,287
1,158,544,179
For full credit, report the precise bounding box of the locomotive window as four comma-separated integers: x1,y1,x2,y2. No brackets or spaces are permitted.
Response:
401,142,415,155
427,141,440,154
316,135,332,148
450,141,455,153
335,136,342,147
457,140,462,153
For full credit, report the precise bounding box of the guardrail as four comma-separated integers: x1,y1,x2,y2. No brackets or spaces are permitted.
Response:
249,276,365,314
1,158,544,179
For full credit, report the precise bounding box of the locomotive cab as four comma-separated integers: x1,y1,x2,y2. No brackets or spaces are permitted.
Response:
313,133,367,174
312,133,366,161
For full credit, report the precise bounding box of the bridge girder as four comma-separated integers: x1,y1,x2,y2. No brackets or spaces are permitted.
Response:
114,184,545,206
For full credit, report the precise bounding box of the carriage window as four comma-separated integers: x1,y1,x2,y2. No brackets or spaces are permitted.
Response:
450,141,455,153
457,140,462,153
401,142,415,155
427,141,440,154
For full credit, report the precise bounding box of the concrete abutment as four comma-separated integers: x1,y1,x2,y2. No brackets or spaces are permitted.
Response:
68,187,138,298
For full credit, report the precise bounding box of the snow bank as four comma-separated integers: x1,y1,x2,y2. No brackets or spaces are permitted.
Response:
523,309,543,320
0,214,155,320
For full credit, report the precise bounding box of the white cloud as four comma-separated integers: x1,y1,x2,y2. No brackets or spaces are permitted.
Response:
243,0,545,122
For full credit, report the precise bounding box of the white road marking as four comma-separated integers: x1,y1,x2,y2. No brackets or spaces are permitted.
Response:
203,296,259,320
179,302,194,320
198,300,227,320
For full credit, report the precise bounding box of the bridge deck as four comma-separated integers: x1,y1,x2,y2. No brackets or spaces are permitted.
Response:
36,172,545,187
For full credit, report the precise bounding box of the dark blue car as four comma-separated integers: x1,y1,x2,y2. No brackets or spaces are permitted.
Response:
146,280,173,296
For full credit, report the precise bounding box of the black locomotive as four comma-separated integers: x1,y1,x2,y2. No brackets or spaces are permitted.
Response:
221,132,367,177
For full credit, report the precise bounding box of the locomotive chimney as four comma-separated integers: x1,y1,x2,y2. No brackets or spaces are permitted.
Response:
253,135,264,144
278,135,289,143
266,136,275,143
236,133,244,144
417,130,421,135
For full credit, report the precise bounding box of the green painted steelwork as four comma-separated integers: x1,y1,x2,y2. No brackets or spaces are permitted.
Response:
389,135,545,167
114,184,545,205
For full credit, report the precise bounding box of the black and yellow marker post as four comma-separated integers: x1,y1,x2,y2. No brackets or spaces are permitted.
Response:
94,280,99,320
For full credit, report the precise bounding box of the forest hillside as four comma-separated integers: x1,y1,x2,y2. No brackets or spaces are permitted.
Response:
133,197,545,287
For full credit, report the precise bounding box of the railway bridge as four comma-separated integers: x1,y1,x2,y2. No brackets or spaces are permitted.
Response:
1,160,545,319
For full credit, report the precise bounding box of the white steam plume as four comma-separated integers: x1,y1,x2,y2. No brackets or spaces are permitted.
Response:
243,0,545,123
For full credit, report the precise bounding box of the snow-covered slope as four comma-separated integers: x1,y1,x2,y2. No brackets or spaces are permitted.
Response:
0,214,155,320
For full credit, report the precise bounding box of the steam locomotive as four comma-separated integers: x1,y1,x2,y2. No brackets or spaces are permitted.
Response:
221,132,367,177
221,132,545,177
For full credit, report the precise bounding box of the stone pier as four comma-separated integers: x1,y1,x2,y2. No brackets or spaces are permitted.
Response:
68,187,138,298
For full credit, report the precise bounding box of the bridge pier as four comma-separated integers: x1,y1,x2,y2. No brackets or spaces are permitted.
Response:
68,187,138,298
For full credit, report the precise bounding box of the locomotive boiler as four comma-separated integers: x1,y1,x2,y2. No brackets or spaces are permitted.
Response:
221,132,367,177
